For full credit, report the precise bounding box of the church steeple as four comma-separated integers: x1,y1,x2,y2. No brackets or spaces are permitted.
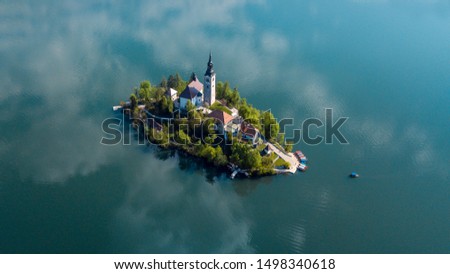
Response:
204,51,216,106
205,51,214,76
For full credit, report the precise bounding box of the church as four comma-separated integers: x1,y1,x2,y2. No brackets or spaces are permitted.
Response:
179,52,216,110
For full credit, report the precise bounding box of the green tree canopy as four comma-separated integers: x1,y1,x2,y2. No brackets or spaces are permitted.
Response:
129,93,138,109
176,129,191,145
186,100,195,113
261,111,280,141
238,99,261,128
230,142,262,170
160,77,167,88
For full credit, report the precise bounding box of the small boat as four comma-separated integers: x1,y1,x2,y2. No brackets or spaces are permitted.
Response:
295,150,308,163
298,163,308,171
350,172,359,178
230,170,238,179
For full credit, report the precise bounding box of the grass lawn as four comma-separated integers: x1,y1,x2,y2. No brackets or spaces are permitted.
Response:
274,157,290,168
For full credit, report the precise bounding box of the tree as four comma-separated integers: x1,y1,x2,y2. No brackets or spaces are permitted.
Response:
140,80,151,90
186,100,195,113
261,156,274,171
167,99,174,113
160,77,167,88
168,75,177,89
220,81,230,100
138,80,152,102
226,87,240,107
230,142,262,170
213,146,228,166
159,96,168,115
245,149,262,170
132,107,141,125
155,87,165,102
239,99,260,127
202,118,216,140
199,145,216,162
216,81,224,99
284,141,293,152
129,93,138,109
261,111,279,141
176,129,191,145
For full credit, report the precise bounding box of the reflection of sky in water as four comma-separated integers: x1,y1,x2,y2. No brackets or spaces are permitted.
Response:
108,151,254,253
0,0,449,253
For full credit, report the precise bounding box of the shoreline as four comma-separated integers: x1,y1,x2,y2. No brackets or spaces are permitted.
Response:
116,107,302,178
114,58,306,178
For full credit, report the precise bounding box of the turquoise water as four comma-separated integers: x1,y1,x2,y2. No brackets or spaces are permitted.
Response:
0,1,449,253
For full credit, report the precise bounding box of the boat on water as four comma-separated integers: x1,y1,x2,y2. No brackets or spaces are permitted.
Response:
350,172,359,178
230,170,238,179
294,150,308,163
298,163,308,171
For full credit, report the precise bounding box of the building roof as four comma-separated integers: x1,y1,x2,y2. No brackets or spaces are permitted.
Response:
166,88,177,97
207,109,233,125
240,122,258,137
180,86,201,99
188,78,203,92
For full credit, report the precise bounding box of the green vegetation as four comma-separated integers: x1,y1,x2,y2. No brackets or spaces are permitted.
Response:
209,102,232,115
122,74,289,176
168,73,187,95
238,98,261,129
284,140,293,153
216,81,240,107
274,157,290,169
261,111,280,141
230,141,262,171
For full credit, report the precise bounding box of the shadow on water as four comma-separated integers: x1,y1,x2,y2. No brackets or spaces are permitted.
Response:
118,114,279,193
176,150,227,184
231,175,276,197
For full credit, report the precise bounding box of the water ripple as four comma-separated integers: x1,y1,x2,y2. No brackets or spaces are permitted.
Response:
277,221,307,253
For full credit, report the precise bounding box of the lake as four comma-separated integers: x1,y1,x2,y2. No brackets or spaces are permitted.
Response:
0,0,449,253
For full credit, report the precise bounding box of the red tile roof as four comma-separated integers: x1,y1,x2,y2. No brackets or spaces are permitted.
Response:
207,110,233,125
240,122,258,137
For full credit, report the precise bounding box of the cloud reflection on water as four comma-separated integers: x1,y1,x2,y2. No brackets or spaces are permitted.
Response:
111,155,253,253
0,0,449,253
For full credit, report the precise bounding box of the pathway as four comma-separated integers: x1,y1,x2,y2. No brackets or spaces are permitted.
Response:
267,142,299,174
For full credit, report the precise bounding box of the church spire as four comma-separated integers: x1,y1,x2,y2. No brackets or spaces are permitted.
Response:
204,50,216,106
205,50,215,76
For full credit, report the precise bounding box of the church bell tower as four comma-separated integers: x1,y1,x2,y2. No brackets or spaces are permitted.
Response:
204,51,216,106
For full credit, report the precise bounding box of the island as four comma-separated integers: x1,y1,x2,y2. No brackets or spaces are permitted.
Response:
113,52,307,178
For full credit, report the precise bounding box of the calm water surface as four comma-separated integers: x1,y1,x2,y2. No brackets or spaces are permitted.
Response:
0,1,449,253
